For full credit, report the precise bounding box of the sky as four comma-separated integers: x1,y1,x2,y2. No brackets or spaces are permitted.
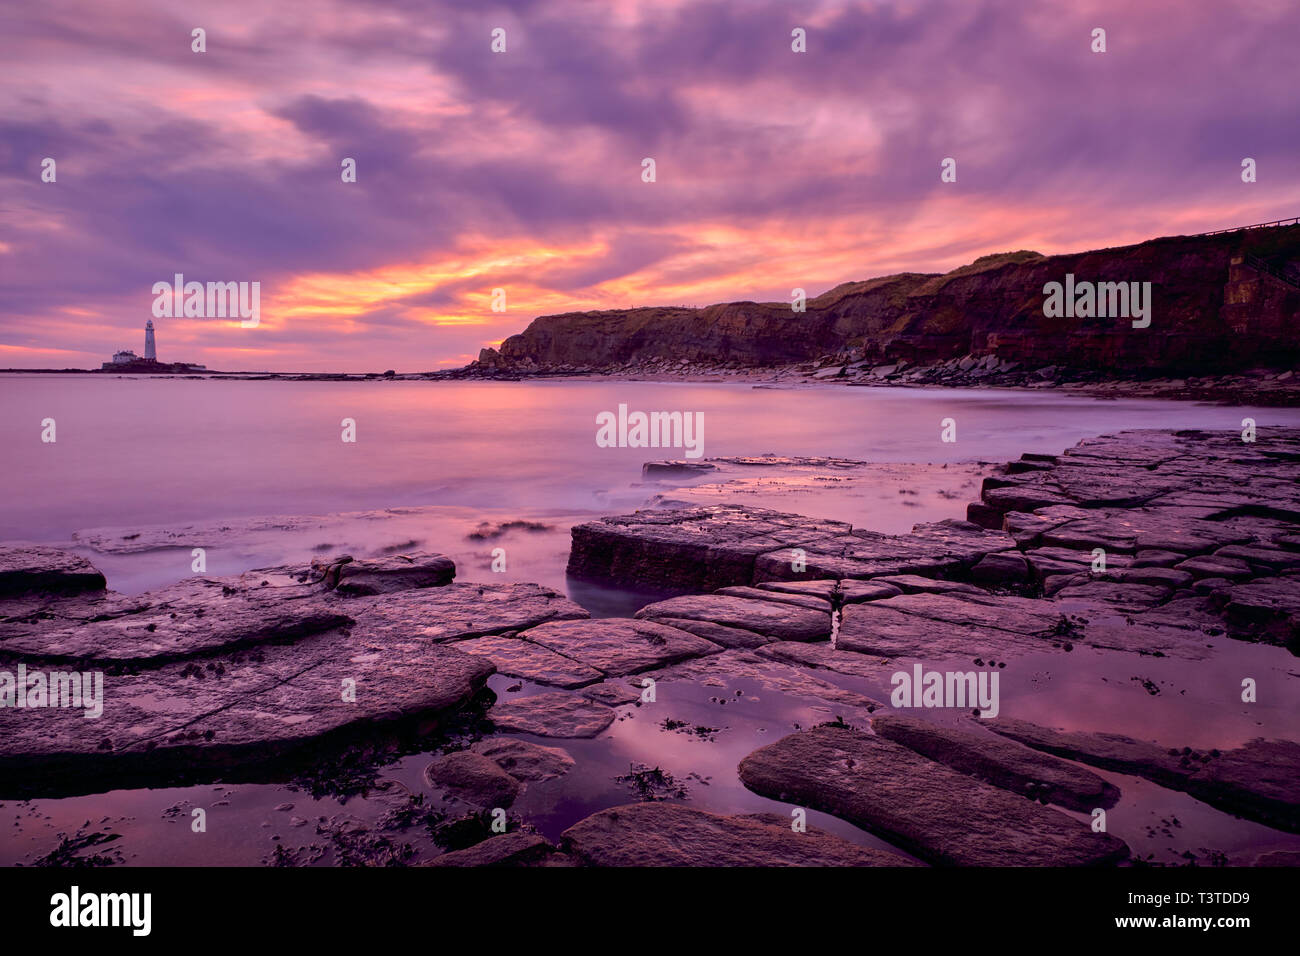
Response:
2,0,1298,373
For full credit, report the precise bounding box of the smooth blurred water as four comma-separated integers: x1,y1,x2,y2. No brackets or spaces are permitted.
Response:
4,375,1300,867
4,374,1299,541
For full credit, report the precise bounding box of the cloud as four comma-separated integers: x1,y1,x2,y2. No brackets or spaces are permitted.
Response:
1,0,1297,371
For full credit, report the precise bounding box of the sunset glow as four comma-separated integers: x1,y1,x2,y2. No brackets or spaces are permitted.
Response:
3,0,1298,371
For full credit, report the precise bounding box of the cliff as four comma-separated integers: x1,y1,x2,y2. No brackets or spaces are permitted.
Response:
474,223,1300,375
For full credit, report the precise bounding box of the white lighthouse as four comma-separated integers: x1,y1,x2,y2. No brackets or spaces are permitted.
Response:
144,319,156,361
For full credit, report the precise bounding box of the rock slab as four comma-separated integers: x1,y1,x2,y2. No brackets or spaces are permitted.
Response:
561,802,914,867
738,726,1129,866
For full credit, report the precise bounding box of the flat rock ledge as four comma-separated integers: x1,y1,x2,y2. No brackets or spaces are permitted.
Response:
984,717,1300,834
871,714,1120,813
0,546,107,597
969,428,1300,652
568,506,1014,594
570,567,1249,666
452,617,724,692
560,803,915,866
568,429,1300,657
0,548,589,797
489,693,615,738
425,831,567,868
469,738,575,782
738,726,1129,866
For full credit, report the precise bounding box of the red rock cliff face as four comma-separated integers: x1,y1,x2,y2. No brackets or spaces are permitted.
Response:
488,225,1300,373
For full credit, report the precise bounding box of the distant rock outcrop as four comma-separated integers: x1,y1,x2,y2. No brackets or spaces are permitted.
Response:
473,224,1300,375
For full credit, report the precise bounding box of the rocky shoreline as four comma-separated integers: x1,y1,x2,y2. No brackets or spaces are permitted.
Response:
445,358,1300,406
7,359,1300,406
3,427,1298,865
458,223,1300,405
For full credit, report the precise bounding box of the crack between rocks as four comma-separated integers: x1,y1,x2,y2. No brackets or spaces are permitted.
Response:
119,657,333,753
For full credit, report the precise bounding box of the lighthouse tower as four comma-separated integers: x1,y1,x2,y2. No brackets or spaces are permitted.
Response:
144,319,156,361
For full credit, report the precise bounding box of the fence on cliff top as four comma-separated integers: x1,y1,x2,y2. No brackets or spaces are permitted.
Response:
1196,216,1300,237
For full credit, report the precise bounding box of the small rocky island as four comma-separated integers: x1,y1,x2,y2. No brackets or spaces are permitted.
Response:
2,428,1298,866
97,319,209,374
